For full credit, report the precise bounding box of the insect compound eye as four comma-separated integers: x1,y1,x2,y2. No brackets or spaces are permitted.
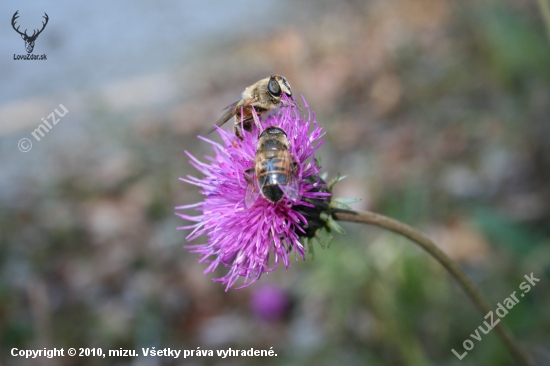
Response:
268,77,282,97
265,126,286,136
259,126,286,138
268,127,286,136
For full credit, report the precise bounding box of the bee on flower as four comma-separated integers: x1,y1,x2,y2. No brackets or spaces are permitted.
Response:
177,95,346,290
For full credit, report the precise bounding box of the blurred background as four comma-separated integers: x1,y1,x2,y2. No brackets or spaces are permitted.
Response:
1,0,550,365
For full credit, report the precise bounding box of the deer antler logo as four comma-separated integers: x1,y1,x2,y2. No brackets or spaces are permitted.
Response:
12,11,49,54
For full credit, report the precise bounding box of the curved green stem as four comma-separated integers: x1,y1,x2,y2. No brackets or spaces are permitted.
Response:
332,209,533,366
537,0,550,45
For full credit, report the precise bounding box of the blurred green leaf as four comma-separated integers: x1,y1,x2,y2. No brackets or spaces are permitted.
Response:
473,208,544,255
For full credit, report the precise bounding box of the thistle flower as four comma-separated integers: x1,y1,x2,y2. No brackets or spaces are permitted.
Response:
176,96,343,290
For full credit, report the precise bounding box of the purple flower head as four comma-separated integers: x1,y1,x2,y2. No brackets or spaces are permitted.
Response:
176,96,331,290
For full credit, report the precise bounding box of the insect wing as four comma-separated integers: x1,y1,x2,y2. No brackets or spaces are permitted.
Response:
278,157,300,202
244,170,261,208
208,101,238,134
279,174,300,202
